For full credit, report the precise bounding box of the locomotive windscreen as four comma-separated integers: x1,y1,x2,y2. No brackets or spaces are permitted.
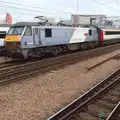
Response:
8,26,24,35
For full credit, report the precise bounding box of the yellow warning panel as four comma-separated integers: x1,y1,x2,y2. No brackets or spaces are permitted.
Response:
5,35,21,42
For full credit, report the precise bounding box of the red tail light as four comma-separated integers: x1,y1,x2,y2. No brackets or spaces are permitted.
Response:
100,30,104,41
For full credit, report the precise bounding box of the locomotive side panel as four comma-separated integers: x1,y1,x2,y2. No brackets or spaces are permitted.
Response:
38,27,98,47
21,26,98,49
3,24,100,60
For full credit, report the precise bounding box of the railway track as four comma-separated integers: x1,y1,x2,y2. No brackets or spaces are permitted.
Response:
0,43,119,70
0,60,26,69
47,69,120,120
0,43,120,85
106,101,120,120
86,54,120,71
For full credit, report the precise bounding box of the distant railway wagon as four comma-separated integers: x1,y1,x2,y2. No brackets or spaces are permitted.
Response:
2,22,120,60
102,29,120,40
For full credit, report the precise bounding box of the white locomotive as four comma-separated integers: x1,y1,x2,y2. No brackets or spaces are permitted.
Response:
3,22,120,60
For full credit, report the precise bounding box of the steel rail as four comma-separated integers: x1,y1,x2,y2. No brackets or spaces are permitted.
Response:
0,43,120,86
106,101,120,120
0,43,120,73
87,54,120,71
47,69,120,120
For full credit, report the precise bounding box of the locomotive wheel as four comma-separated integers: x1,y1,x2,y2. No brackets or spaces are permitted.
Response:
80,43,88,50
88,42,96,49
52,47,61,56
28,49,44,59
35,49,44,58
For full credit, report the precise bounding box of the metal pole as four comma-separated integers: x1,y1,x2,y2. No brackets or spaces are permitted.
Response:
90,18,92,26
76,0,79,26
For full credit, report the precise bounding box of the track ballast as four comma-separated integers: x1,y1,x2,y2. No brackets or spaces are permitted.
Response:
47,68,120,120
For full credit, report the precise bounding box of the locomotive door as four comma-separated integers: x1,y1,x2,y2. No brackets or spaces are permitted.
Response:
33,27,41,45
93,29,98,41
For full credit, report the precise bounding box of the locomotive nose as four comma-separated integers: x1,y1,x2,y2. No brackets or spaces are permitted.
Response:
5,35,21,42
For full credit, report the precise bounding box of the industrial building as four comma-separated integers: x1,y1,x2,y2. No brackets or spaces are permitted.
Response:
59,14,113,27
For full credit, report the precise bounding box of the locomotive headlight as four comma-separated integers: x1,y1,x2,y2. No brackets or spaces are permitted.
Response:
24,42,27,45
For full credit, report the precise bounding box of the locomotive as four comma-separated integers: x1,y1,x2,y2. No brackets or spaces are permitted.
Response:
2,22,120,60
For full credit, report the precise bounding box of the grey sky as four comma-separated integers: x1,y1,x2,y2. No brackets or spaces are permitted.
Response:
0,0,120,23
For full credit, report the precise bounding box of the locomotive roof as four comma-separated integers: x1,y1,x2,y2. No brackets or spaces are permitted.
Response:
11,22,40,27
11,22,120,30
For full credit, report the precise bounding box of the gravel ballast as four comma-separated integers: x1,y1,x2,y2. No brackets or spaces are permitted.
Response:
0,50,120,119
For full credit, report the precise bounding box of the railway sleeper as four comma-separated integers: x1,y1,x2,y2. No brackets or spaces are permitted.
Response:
114,87,120,92
107,90,120,97
101,95,120,104
86,104,110,119
111,74,120,79
117,114,120,119
77,112,98,120
95,100,116,111
66,114,83,120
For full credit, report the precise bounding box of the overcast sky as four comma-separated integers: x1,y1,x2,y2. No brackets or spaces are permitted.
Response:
0,0,120,23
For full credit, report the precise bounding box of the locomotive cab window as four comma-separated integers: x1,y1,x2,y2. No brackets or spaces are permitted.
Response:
0,31,6,38
89,30,92,36
24,27,32,36
8,27,24,35
45,29,52,37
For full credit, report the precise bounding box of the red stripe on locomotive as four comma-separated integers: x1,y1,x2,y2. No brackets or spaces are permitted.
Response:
84,33,88,36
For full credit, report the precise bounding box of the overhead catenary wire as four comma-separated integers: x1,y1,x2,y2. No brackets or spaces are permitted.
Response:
1,0,120,23
3,0,120,16
0,0,73,15
115,0,120,3
1,0,120,17
0,0,76,13
91,0,120,12
60,0,74,5
0,5,72,17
